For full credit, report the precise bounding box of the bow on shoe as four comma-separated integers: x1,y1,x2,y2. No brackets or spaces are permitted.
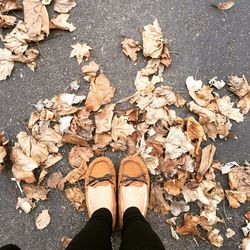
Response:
87,174,114,186
120,173,147,186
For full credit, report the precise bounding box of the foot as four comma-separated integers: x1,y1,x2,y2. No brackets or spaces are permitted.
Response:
85,157,116,229
118,156,150,227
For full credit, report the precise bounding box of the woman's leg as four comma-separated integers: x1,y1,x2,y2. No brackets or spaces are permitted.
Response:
120,207,165,250
66,208,113,250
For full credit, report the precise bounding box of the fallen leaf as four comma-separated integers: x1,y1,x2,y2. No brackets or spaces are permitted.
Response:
38,169,48,184
85,74,115,111
47,171,65,190
111,115,135,142
245,211,250,221
197,144,216,179
94,133,112,149
81,61,100,82
68,146,93,167
170,226,180,240
242,222,250,237
42,0,52,5
61,236,72,248
209,76,226,90
62,132,89,146
0,0,22,13
0,14,16,28
176,213,200,236
227,75,250,115
23,184,48,201
207,229,223,248
149,183,169,215
164,170,187,196
164,127,195,160
213,1,235,10
64,162,87,183
0,48,15,81
95,104,115,133
225,190,247,208
50,14,76,32
54,0,77,13
225,228,235,238
121,38,141,62
70,43,92,64
69,80,80,91
42,153,63,168
11,146,39,183
65,186,84,211
166,217,178,226
228,166,250,200
35,209,51,230
221,161,238,174
23,0,50,38
142,19,164,59
158,156,186,174
16,197,34,213
170,200,190,216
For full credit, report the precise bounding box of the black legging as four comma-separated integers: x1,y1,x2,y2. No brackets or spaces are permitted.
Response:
0,207,165,250
67,207,165,250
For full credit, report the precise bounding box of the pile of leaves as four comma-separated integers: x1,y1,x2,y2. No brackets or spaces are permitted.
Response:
0,0,77,81
1,16,250,248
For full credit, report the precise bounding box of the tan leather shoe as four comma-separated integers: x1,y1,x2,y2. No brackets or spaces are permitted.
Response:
85,157,116,229
118,156,150,227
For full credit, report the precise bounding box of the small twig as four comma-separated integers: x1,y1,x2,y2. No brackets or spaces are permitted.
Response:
169,50,180,55
11,11,22,19
36,42,47,60
195,66,200,80
11,178,24,195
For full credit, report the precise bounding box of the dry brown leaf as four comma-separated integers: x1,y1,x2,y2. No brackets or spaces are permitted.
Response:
207,229,223,248
164,127,195,160
158,156,185,174
0,146,6,171
170,200,190,217
213,1,235,10
85,74,115,112
35,209,51,230
68,146,93,167
121,38,141,62
16,197,34,213
64,162,87,184
47,171,65,190
227,75,250,115
38,169,48,184
23,184,48,201
186,116,206,154
17,131,49,164
149,183,169,215
23,0,50,38
0,0,22,13
0,14,16,28
54,0,77,13
65,186,84,211
164,170,187,196
176,213,200,236
245,211,250,221
228,166,250,200
62,132,89,146
142,19,164,59
111,115,135,142
50,14,76,32
94,133,112,149
225,228,235,238
81,61,100,82
0,48,15,81
61,236,72,248
95,104,115,133
41,153,63,169
216,95,244,122
225,190,247,208
11,147,39,183
197,144,216,179
70,43,92,64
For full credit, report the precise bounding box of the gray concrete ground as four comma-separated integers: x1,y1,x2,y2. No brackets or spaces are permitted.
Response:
0,0,250,249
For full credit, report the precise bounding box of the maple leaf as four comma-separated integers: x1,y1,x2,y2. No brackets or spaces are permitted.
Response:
70,43,92,64
85,74,115,112
121,38,141,62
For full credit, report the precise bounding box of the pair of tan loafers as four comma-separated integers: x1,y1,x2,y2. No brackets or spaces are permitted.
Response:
85,156,150,229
